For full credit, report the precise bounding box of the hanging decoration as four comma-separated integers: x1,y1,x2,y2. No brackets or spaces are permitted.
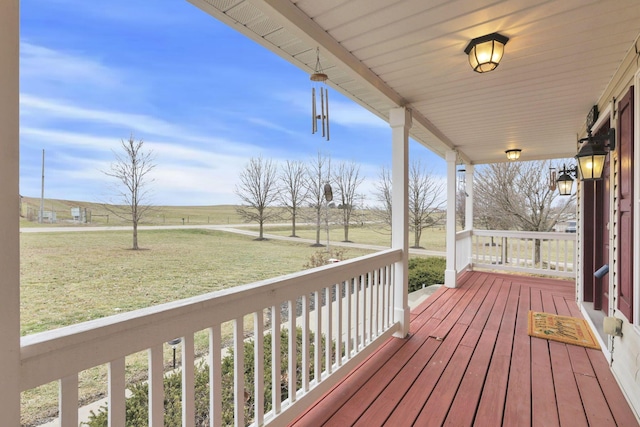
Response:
311,47,330,141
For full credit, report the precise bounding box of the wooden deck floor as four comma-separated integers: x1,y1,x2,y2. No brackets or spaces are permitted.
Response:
290,272,639,427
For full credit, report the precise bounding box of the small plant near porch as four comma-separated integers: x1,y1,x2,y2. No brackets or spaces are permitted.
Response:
84,328,330,426
408,257,445,292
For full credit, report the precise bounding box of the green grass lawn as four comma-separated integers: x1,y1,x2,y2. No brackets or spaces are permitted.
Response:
20,228,378,335
19,227,378,425
18,200,447,425
257,222,447,252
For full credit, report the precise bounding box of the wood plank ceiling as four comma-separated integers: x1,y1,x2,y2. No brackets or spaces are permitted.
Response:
189,0,640,165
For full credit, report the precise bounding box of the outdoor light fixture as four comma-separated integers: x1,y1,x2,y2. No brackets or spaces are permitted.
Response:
505,149,521,161
575,128,616,181
464,32,509,73
556,164,578,196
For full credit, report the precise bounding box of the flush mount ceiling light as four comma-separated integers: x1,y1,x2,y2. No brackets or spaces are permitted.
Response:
464,32,509,73
505,149,521,161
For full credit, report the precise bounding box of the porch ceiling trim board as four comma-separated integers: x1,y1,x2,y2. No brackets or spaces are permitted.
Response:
189,0,466,162
290,272,640,426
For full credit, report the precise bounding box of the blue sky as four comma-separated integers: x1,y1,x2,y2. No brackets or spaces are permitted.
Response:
20,0,445,206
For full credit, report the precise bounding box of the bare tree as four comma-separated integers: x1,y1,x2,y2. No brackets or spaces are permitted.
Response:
279,160,308,237
235,156,280,240
373,161,445,247
104,135,156,250
475,161,575,232
408,160,445,248
333,160,364,242
373,166,393,228
304,152,330,247
474,160,576,262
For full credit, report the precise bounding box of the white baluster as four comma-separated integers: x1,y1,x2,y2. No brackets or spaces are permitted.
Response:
59,374,78,427
108,357,125,427
209,325,222,427
254,311,264,425
182,335,195,427
148,344,164,426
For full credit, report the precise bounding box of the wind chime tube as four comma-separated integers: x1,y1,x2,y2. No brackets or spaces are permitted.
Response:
321,87,325,137
325,89,330,141
312,87,317,134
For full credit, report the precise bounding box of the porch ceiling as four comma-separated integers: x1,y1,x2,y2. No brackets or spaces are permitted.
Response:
190,0,640,165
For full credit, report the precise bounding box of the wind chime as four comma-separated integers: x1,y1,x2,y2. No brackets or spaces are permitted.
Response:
548,167,557,191
311,47,330,141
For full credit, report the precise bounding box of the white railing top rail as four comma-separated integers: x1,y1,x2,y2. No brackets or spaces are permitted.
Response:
21,248,402,391
469,229,577,241
455,229,472,239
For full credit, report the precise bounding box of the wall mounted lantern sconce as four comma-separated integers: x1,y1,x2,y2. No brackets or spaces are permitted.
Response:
464,32,509,73
505,149,521,161
575,128,615,181
556,164,578,196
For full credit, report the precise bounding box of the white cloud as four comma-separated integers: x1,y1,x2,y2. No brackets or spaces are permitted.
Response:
21,127,116,151
20,42,123,90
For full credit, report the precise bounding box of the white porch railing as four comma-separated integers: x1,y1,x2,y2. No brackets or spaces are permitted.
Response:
456,229,576,278
21,249,402,427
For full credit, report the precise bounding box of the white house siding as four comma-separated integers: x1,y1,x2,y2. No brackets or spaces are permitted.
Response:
589,45,640,419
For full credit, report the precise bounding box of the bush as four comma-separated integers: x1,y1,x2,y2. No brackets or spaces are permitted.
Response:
303,248,345,268
408,257,445,293
83,327,327,426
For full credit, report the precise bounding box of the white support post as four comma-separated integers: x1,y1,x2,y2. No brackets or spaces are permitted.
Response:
445,150,458,288
0,1,21,424
390,107,411,337
465,165,475,269
465,165,474,230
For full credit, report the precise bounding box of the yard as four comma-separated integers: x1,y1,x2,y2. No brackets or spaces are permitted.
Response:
19,225,406,426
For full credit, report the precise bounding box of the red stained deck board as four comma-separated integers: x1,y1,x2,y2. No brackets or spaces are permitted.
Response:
427,276,486,340
503,285,532,426
412,344,475,427
362,324,469,426
575,373,618,426
458,277,503,348
413,277,506,425
289,336,405,427
587,349,640,427
531,339,560,427
289,272,639,427
321,318,443,426
474,284,520,426
549,341,589,427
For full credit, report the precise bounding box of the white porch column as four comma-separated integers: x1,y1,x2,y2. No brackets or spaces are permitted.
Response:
445,151,457,288
0,0,21,424
465,165,474,230
390,107,411,337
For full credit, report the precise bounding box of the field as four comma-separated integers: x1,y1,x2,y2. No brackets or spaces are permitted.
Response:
20,197,246,227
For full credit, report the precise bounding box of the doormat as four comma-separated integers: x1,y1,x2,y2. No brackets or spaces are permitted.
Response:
528,311,600,349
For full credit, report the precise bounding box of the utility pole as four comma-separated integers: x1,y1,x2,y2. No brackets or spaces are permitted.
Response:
39,149,45,223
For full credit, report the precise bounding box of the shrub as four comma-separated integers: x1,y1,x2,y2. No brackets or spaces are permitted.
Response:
83,327,327,426
303,248,345,268
408,256,445,293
